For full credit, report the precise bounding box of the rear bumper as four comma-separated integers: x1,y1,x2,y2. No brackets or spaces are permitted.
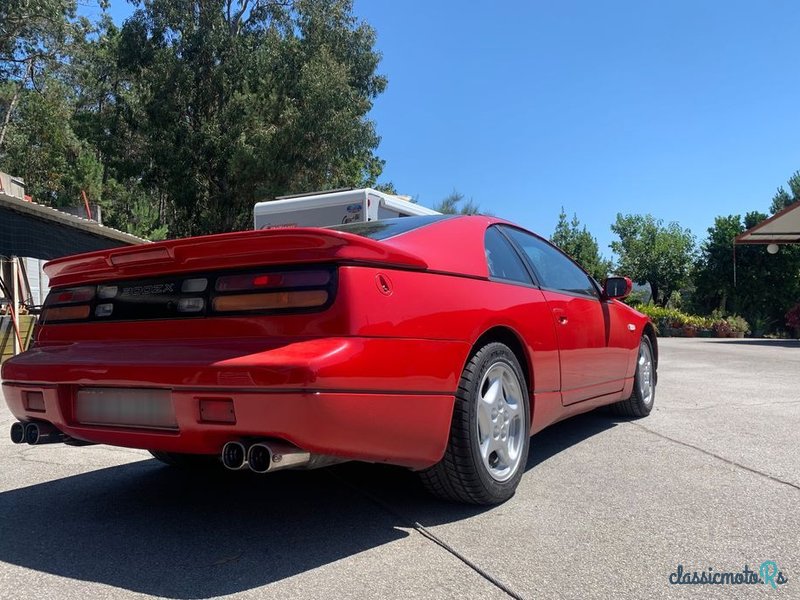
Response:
1,337,466,469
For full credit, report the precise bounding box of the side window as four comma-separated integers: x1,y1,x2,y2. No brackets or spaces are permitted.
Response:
484,227,532,284
502,227,598,297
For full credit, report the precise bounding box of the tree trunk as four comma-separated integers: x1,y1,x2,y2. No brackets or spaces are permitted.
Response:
651,283,664,306
0,84,22,150
0,60,32,150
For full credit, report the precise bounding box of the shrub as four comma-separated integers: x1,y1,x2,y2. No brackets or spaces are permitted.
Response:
682,323,698,337
725,315,750,335
635,305,712,330
713,320,733,337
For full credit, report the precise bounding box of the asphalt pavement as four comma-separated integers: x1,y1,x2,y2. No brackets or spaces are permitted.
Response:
0,338,797,599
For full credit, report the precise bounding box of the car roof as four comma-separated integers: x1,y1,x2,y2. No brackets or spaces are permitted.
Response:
379,215,515,278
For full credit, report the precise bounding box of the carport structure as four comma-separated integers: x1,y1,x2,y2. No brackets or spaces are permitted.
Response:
735,201,800,248
734,201,800,337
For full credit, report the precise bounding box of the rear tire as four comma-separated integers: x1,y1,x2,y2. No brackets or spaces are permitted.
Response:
148,451,221,469
609,335,656,418
419,342,530,505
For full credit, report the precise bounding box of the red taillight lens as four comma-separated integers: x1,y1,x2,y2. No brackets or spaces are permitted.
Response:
49,286,95,305
212,290,329,312
215,270,331,292
253,274,282,287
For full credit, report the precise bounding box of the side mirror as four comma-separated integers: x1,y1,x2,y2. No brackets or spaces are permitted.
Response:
603,276,633,299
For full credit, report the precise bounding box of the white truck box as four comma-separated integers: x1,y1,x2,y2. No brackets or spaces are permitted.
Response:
253,188,439,230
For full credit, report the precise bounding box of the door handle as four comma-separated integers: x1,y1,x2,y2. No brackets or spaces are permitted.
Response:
553,308,568,326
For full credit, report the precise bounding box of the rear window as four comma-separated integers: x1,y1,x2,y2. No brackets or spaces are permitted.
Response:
328,215,452,240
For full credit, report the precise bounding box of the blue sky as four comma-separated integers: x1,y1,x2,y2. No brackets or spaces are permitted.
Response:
99,1,800,255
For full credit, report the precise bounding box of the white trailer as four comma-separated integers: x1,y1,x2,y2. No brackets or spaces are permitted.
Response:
253,188,439,230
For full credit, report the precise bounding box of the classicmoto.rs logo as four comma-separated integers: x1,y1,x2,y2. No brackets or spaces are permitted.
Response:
668,561,789,589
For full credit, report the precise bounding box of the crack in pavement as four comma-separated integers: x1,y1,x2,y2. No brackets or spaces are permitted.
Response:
667,399,800,412
628,421,800,492
328,471,529,600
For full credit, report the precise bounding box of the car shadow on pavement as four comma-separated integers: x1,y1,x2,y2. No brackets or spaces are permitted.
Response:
0,411,617,598
0,460,414,598
527,410,618,470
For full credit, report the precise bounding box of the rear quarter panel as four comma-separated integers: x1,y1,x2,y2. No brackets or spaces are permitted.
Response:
339,266,561,395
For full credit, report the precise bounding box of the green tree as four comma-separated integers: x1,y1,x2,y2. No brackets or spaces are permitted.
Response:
550,208,611,281
691,215,743,315
66,15,168,236
770,171,800,214
0,0,80,149
434,190,484,215
1,75,104,208
115,0,388,236
610,213,695,306
1,0,390,240
1,2,112,215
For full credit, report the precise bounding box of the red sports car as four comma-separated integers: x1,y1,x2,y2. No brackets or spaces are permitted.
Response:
2,215,657,504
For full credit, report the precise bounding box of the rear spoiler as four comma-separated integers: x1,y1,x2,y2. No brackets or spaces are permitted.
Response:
44,228,428,287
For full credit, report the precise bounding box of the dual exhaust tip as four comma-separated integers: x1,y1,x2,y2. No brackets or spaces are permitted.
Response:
221,440,311,474
10,421,67,445
11,423,318,474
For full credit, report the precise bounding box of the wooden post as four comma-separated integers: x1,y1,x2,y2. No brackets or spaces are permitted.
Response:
10,257,22,354
81,190,92,220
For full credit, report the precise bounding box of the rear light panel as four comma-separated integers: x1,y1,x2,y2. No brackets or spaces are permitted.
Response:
212,289,329,312
215,270,331,291
40,266,336,324
44,305,92,322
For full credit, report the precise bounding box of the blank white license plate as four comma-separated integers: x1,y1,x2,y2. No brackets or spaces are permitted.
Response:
75,388,178,430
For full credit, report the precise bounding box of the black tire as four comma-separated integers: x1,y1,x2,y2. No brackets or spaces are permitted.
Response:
148,451,221,469
609,335,656,418
419,342,530,505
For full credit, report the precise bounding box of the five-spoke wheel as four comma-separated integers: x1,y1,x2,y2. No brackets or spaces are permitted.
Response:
476,362,526,482
610,335,656,418
420,342,530,505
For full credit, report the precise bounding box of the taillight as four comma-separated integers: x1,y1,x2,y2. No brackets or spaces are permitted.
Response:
41,285,96,323
212,269,332,313
215,270,331,292
213,290,329,312
44,305,91,322
40,266,335,324
54,286,95,304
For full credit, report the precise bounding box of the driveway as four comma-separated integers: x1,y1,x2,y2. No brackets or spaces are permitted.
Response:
0,338,797,599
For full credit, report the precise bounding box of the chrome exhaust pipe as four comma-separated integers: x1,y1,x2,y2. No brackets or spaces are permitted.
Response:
10,422,26,444
246,444,273,474
247,441,311,474
221,441,248,471
24,422,67,445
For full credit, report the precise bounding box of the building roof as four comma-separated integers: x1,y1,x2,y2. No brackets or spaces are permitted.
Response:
735,201,800,245
0,192,148,246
